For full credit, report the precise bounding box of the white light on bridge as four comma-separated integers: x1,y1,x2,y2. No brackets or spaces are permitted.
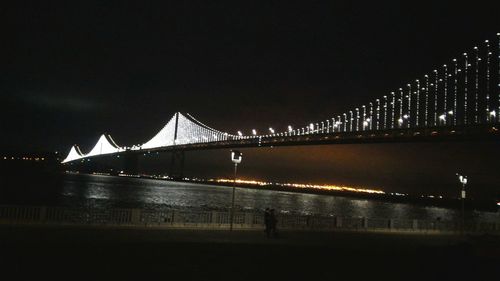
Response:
252,129,257,135
237,131,243,136
288,125,293,132
269,127,275,134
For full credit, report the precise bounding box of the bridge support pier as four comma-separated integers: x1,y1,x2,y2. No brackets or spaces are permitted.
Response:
169,150,185,180
122,151,139,175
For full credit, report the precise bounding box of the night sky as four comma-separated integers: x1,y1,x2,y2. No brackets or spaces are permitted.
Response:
2,2,500,198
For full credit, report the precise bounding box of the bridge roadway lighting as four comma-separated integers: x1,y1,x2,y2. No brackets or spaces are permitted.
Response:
252,129,257,136
456,173,468,235
229,150,243,231
269,127,274,134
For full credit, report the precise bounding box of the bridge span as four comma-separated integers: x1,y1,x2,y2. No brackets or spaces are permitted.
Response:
62,33,500,166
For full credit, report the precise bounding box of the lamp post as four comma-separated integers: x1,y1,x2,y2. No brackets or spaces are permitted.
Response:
230,150,242,231
456,173,468,234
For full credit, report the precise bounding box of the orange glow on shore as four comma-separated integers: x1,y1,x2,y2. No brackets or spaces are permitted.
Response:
208,178,385,194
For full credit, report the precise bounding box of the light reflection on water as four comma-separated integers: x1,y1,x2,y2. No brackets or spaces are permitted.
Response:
60,174,499,222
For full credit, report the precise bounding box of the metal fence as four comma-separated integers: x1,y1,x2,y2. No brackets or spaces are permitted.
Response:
0,205,499,234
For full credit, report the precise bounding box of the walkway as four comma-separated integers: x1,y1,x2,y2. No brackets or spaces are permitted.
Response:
1,224,499,280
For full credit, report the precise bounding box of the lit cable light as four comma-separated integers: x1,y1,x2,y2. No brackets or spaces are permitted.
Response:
453,59,458,125
443,64,448,126
474,46,479,124
369,102,373,130
362,105,366,131
349,110,353,132
424,74,429,127
497,33,500,122
343,113,347,132
383,95,388,129
355,108,360,131
398,88,403,128
391,92,396,129
485,40,491,122
433,69,438,127
407,84,411,128
464,53,469,125
86,134,123,157
415,79,420,127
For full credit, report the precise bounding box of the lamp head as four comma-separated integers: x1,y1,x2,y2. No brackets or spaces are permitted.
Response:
231,150,242,164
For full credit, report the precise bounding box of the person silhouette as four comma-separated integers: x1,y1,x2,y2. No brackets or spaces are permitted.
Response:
264,208,271,237
269,209,278,238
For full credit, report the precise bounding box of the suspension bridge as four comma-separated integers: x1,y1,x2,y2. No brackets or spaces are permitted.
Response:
63,34,500,171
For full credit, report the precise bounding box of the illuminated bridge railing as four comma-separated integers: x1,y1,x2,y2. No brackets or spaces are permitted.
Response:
1,205,499,234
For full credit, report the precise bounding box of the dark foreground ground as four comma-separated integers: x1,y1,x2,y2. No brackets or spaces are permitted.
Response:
1,225,500,281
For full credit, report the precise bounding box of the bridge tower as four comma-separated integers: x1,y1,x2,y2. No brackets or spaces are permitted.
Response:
122,150,139,175
169,112,185,180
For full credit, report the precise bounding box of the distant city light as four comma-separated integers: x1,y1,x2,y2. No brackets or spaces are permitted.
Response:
211,178,385,194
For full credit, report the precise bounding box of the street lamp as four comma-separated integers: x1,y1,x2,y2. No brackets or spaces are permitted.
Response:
456,173,468,234
230,150,243,231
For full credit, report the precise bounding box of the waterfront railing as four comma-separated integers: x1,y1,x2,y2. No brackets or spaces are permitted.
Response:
0,205,499,234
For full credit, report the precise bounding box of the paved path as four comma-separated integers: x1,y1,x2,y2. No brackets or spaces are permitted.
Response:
1,225,499,280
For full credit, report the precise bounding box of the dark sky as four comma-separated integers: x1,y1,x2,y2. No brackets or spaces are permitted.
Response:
2,1,500,198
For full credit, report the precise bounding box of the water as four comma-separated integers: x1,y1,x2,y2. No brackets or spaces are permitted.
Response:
2,173,498,222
